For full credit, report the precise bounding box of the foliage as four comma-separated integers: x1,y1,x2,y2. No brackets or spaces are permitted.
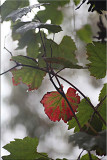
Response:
86,42,106,79
15,22,62,34
68,98,93,132
77,24,92,43
41,87,80,122
0,0,29,22
76,0,106,14
6,3,49,22
69,130,106,154
2,137,50,160
1,0,107,159
80,154,100,160
98,84,107,125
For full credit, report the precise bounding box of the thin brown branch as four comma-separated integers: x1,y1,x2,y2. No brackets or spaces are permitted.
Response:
77,150,84,160
49,71,82,130
96,95,107,110
88,151,93,160
0,64,19,76
39,29,46,57
89,95,107,125
0,63,47,76
4,46,13,56
57,74,107,126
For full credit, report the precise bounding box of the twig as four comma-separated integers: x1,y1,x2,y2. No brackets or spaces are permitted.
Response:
39,24,81,129
96,95,107,110
77,150,84,160
39,29,46,57
88,151,93,160
4,46,13,56
51,68,65,78
57,74,107,126
0,63,47,76
49,71,82,130
0,64,19,76
76,0,86,10
89,95,107,125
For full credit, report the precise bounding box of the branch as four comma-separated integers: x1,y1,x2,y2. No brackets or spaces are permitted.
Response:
39,29,46,57
96,95,107,110
88,151,93,160
4,46,13,56
0,63,47,76
0,64,19,75
77,150,84,160
49,70,82,130
89,95,107,125
57,74,107,126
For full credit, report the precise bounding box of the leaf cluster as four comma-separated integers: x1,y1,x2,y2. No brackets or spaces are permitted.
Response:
0,0,107,159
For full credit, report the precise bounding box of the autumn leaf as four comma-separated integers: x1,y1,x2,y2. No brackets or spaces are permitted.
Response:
11,67,46,91
40,87,80,123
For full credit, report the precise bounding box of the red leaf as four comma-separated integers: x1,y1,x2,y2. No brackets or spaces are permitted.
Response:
40,87,80,123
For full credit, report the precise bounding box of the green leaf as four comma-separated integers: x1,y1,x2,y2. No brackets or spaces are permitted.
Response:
11,55,37,66
41,36,78,63
18,31,41,58
38,36,78,70
37,0,70,25
85,115,103,135
6,3,49,22
68,98,93,132
16,22,62,34
74,0,80,6
37,6,63,25
98,84,107,122
86,42,106,79
11,21,26,41
2,137,49,160
11,22,42,58
44,57,83,69
0,0,29,22
69,130,106,153
77,24,92,43
56,36,77,63
80,154,100,160
11,21,43,58
11,67,46,91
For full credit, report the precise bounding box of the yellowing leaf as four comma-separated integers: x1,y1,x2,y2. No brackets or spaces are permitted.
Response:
12,67,45,91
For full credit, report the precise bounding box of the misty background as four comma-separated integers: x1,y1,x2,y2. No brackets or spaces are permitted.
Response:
1,0,107,159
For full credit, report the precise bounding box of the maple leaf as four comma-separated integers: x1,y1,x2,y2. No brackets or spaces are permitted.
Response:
40,87,80,123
